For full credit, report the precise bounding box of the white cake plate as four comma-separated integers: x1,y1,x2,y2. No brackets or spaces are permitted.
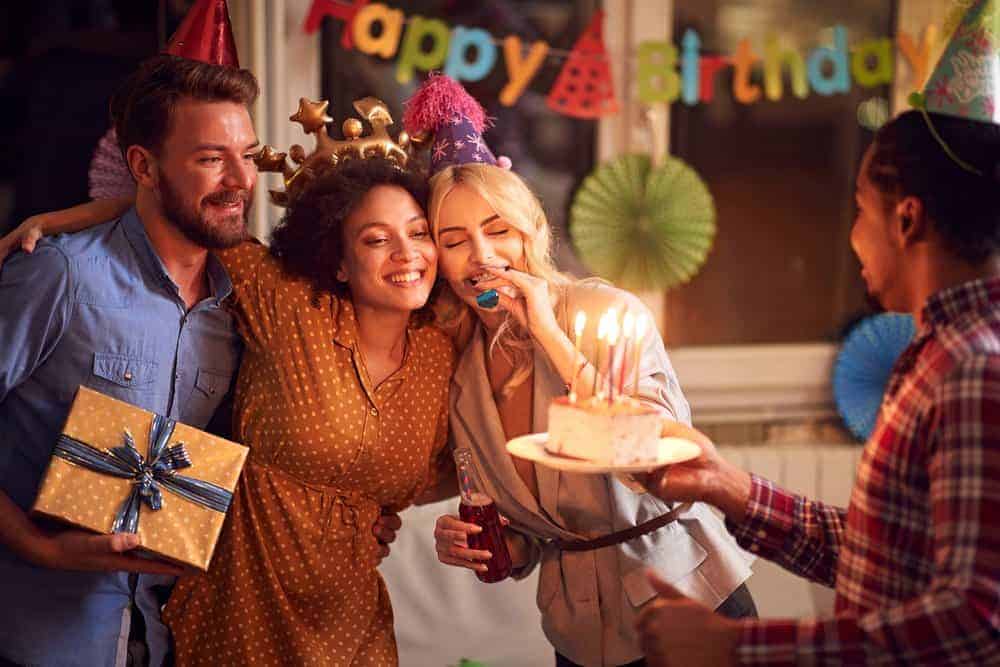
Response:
506,433,701,474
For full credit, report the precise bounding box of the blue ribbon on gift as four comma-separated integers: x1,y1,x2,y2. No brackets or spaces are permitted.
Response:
52,414,233,534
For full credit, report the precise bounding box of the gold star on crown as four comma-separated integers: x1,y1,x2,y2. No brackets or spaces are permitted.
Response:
254,96,420,207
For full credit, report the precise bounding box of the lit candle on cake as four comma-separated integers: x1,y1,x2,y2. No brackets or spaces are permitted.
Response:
593,311,609,399
569,311,586,403
619,312,634,399
605,314,620,404
632,314,648,398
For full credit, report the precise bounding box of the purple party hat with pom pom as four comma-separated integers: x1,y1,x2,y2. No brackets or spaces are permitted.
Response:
403,74,498,176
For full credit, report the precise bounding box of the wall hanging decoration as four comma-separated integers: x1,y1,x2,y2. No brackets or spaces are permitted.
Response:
545,11,619,119
832,313,916,441
569,151,716,292
303,0,945,118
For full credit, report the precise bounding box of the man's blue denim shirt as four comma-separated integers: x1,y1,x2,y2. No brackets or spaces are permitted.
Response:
0,208,241,666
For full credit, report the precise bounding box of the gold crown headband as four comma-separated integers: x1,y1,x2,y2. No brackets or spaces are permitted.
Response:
254,96,421,206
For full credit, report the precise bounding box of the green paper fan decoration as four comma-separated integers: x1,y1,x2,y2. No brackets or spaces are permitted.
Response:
570,154,716,291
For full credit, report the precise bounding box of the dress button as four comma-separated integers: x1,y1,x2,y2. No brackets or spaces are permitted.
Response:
756,529,767,539
749,543,759,552
123,371,133,382
370,407,378,417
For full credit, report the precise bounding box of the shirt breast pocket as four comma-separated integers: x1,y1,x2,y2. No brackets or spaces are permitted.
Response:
181,368,232,428
88,352,158,402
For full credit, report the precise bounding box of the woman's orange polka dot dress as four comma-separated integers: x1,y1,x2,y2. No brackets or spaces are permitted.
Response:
162,242,454,666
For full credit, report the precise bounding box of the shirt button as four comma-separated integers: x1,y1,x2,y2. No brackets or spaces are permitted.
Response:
370,407,378,417
123,371,133,382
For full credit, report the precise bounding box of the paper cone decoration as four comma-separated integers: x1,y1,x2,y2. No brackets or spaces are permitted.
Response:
911,0,998,124
166,0,240,67
546,11,619,119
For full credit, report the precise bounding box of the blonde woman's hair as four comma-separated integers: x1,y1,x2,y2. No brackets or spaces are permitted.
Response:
428,163,572,397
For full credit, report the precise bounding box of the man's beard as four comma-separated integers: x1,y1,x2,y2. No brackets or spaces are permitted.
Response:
159,174,251,250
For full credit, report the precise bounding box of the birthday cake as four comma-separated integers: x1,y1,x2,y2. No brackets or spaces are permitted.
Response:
546,396,662,465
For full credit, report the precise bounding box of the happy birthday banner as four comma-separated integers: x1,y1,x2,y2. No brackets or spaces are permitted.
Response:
304,0,942,119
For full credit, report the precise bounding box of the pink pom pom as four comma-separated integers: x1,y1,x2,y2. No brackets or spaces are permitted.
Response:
403,72,489,136
497,156,512,170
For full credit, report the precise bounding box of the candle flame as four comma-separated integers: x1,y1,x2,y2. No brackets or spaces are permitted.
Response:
606,315,620,345
622,311,635,338
574,311,587,337
597,311,609,341
635,314,648,340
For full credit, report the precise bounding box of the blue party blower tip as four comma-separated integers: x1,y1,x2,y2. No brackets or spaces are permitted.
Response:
476,289,499,309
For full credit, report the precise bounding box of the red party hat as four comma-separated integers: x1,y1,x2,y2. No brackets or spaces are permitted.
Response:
165,0,239,67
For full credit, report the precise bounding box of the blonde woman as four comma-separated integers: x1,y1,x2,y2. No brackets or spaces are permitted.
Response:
405,76,757,667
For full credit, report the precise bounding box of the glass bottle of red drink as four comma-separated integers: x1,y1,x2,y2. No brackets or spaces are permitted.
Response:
454,448,512,583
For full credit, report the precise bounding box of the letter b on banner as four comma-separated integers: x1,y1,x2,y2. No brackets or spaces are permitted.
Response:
638,41,680,103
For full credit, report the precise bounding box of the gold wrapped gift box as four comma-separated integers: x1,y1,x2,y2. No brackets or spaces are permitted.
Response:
32,386,248,571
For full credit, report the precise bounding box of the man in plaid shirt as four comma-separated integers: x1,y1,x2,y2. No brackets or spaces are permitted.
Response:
634,107,1000,664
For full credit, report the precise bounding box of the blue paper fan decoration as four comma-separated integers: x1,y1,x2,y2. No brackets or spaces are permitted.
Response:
832,313,916,442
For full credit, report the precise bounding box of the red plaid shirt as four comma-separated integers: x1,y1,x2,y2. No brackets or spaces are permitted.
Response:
729,276,1000,665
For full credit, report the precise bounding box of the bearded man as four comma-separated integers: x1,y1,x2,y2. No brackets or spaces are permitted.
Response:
0,54,258,666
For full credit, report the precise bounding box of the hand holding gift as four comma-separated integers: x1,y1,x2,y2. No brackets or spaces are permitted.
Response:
25,524,186,576
32,387,248,571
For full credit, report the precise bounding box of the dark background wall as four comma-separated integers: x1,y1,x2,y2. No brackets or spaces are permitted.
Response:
0,1,191,233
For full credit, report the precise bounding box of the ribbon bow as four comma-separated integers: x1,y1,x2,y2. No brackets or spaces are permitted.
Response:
53,414,233,534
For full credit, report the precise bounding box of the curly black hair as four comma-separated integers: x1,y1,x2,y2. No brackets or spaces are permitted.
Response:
867,110,1000,264
268,157,436,323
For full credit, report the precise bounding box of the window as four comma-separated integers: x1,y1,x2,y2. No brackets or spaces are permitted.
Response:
664,0,897,346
